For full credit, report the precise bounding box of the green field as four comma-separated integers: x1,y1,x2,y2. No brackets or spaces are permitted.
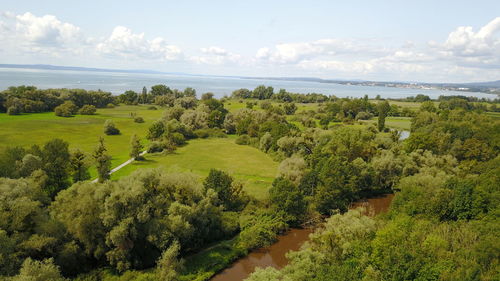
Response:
361,116,412,130
112,136,278,200
0,105,164,175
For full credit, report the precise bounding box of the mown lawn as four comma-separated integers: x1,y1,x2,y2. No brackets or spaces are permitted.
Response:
0,105,164,176
112,136,278,200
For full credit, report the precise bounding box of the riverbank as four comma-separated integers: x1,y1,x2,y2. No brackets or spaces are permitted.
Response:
210,193,395,281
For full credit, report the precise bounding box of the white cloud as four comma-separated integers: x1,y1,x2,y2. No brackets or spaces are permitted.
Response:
191,46,243,65
15,12,82,47
256,38,389,64
0,11,498,82
200,46,228,56
96,26,182,61
443,17,500,58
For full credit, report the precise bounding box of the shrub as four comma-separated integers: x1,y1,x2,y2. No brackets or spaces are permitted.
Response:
54,101,78,117
148,106,158,110
147,140,177,153
235,134,251,145
169,132,186,145
147,141,164,153
355,111,373,120
79,105,96,115
103,120,120,135
134,116,145,123
194,128,227,139
106,103,115,108
7,106,21,115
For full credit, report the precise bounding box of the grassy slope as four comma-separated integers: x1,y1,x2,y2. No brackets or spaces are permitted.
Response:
112,136,278,200
0,105,163,176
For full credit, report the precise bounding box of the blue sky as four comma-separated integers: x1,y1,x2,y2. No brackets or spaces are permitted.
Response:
0,0,499,82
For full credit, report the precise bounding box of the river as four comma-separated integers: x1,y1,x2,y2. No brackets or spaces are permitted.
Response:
211,194,395,281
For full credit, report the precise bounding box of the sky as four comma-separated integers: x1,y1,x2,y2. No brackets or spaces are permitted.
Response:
0,0,499,83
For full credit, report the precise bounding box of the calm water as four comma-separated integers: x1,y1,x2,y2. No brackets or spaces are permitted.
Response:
0,68,494,99
211,194,395,281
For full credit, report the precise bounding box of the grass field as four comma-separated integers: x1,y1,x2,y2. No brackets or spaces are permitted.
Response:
111,136,278,200
0,105,164,176
361,116,412,130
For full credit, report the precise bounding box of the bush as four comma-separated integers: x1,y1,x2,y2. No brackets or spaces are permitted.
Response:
106,103,115,108
103,120,120,135
78,105,96,115
147,141,164,153
147,140,177,153
355,111,373,120
7,106,21,115
169,132,186,145
235,134,251,145
54,101,78,117
193,128,226,139
134,116,145,123
148,106,158,110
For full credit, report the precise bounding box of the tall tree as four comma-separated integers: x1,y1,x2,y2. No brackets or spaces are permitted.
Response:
42,139,70,198
70,149,90,183
129,134,143,160
377,100,390,132
93,137,111,183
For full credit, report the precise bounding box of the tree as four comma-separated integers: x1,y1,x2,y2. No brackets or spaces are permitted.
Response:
183,87,196,97
269,177,307,224
70,149,90,182
278,156,307,185
120,90,138,105
12,258,65,281
78,104,96,115
377,100,390,132
203,169,244,210
93,137,111,183
283,103,297,115
17,154,43,177
156,241,183,281
201,92,214,100
103,119,120,135
151,84,172,96
42,139,71,198
130,134,144,160
139,86,149,104
147,120,166,140
54,101,78,117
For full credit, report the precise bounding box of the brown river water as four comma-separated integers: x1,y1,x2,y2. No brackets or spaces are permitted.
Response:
211,193,395,281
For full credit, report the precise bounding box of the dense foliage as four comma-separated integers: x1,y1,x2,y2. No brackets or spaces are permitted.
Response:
0,84,498,281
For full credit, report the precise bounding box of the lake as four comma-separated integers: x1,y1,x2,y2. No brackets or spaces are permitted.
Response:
0,68,495,99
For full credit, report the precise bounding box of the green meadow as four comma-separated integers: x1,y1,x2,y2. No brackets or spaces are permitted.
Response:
112,136,278,200
0,105,163,176
361,116,412,130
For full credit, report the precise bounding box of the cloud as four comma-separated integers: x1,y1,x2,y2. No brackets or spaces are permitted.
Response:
0,11,498,82
190,46,243,65
96,26,182,61
255,38,390,64
443,17,500,57
14,12,82,47
200,46,228,56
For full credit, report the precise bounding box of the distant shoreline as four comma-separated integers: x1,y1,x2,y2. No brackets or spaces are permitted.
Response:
0,64,498,98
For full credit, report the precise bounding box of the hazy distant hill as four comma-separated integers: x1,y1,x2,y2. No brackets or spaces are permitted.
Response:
463,80,500,87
